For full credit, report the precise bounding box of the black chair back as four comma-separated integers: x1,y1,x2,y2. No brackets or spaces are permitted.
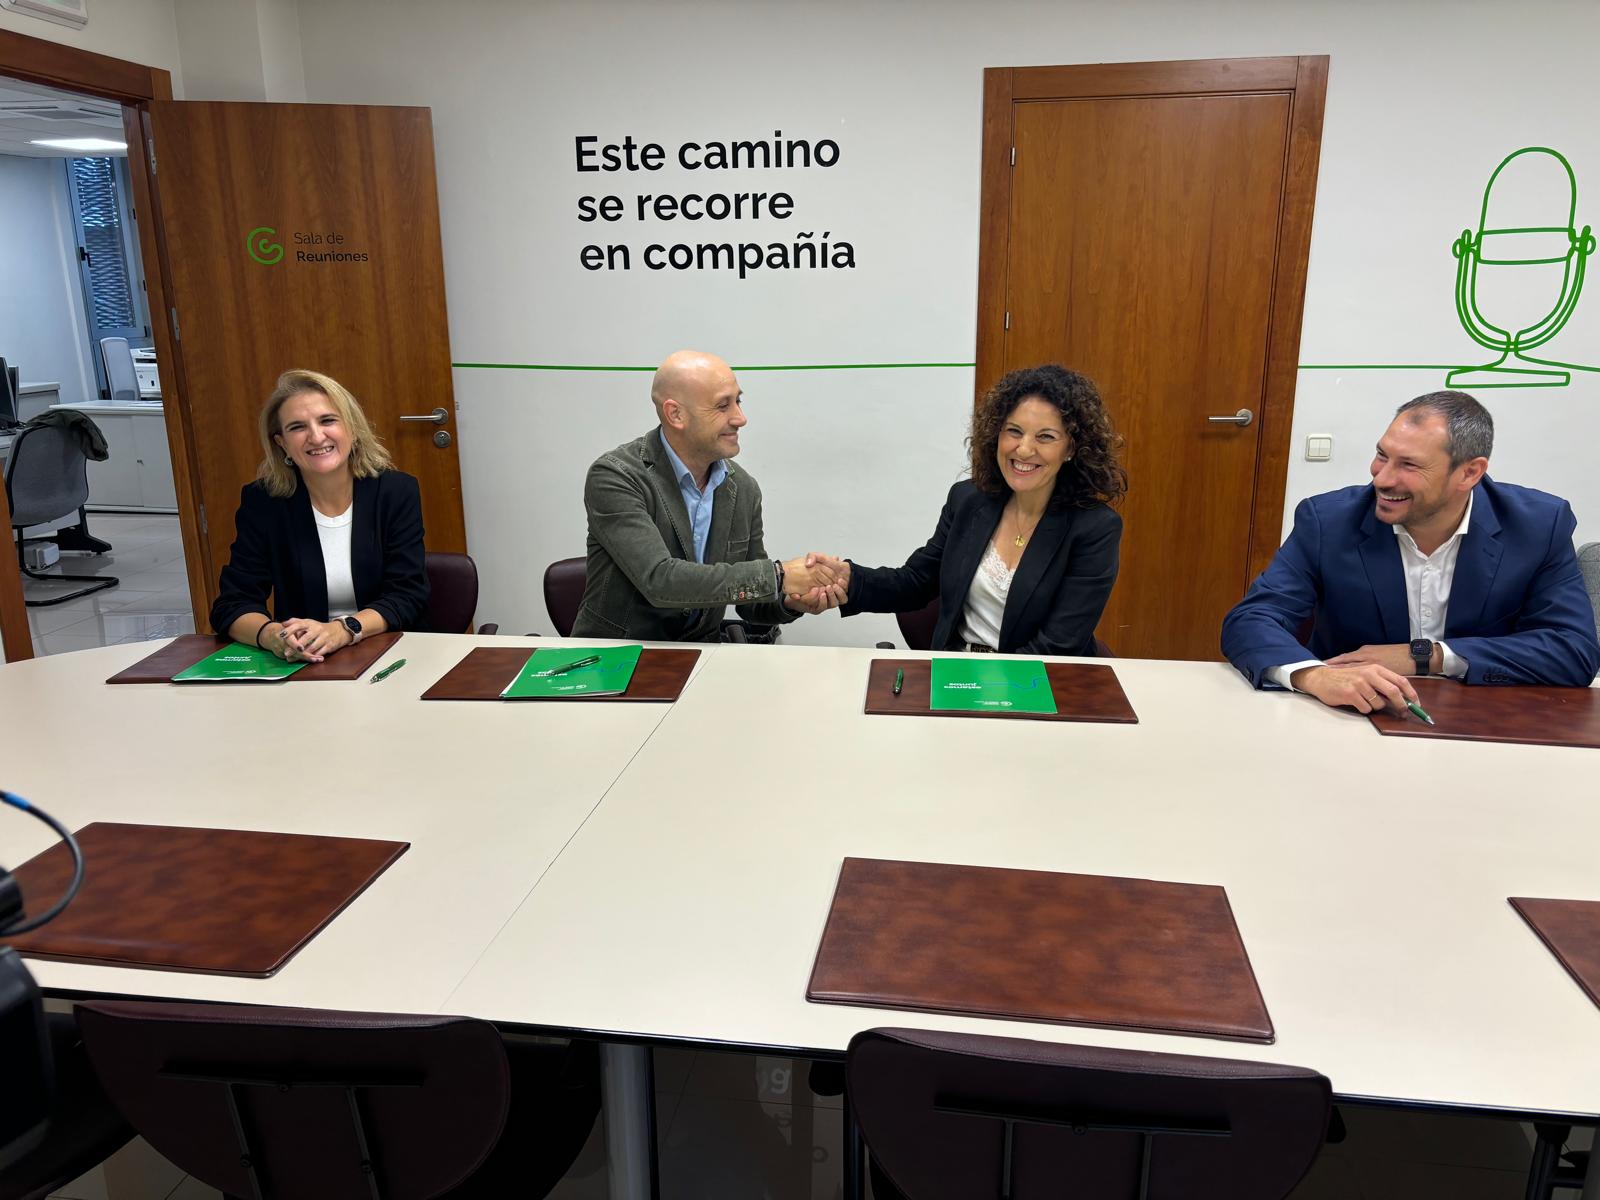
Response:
543,557,586,638
848,1027,1330,1200
77,1001,512,1200
424,551,480,633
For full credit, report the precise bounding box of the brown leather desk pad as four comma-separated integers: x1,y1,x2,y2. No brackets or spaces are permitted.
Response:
1509,897,1600,1011
807,857,1273,1042
864,658,1138,724
106,632,403,684
1367,677,1600,749
420,646,700,702
2,822,408,977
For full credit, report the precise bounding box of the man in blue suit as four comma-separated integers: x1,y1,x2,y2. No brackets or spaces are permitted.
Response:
1222,391,1600,714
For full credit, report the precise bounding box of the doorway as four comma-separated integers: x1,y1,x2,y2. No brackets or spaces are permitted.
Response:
0,73,191,654
975,56,1328,661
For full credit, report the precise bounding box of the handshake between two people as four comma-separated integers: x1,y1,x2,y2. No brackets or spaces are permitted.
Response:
779,553,851,615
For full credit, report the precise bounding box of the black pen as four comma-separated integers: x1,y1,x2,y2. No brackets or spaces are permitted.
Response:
543,654,601,676
369,658,406,684
892,667,904,696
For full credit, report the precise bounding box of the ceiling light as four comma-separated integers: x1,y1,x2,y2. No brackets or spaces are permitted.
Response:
28,138,127,152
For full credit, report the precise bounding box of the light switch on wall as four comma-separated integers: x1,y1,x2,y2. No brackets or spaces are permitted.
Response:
1305,434,1333,461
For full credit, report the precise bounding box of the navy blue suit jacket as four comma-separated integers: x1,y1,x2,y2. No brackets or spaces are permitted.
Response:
1221,478,1600,688
840,480,1121,655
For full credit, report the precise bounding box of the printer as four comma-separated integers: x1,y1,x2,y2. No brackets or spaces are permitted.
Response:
131,346,160,399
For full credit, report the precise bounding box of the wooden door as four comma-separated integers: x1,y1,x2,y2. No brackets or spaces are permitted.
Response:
976,58,1327,661
144,101,467,618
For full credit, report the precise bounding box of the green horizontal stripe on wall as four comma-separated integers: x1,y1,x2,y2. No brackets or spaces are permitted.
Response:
450,361,976,372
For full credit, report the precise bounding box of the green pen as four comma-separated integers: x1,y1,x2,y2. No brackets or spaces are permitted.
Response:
543,654,601,677
893,668,904,696
1406,699,1435,726
369,658,407,684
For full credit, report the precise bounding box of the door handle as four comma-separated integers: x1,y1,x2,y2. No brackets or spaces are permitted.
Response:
400,407,449,424
1206,408,1254,427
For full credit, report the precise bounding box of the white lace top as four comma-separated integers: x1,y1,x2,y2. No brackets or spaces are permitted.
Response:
957,542,1013,649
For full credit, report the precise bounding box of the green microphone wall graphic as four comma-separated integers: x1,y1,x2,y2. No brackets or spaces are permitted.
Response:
1448,147,1595,388
246,225,283,265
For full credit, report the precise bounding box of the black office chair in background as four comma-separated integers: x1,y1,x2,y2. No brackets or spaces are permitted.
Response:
75,1000,601,1200
543,556,587,638
423,551,499,634
5,422,118,607
845,1027,1331,1200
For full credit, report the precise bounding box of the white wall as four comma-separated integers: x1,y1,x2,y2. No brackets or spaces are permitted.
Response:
275,0,1600,641
0,154,95,408
0,0,183,93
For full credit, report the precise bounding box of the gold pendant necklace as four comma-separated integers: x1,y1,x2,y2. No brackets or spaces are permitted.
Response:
1011,508,1042,549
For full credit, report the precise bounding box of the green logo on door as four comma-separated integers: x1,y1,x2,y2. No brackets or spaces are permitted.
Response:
246,225,284,265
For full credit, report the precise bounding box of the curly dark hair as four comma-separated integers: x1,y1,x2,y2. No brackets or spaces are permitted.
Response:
969,364,1128,508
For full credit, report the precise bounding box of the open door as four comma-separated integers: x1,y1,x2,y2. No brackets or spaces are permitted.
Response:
142,101,468,622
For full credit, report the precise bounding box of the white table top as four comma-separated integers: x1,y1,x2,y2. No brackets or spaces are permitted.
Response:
1,633,693,1014
444,643,1600,1120
4,636,1598,1119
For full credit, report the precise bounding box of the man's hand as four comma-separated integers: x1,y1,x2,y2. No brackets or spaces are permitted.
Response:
781,553,843,594
1289,663,1420,714
784,581,847,614
1325,643,1437,676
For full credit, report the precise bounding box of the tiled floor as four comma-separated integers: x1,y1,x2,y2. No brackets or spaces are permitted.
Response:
46,1046,1594,1198
20,514,193,655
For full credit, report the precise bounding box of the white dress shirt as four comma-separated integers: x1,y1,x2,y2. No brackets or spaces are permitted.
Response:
1269,491,1473,690
313,502,358,619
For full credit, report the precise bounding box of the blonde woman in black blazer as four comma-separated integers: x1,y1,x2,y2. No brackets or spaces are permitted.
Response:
838,365,1126,656
211,369,428,662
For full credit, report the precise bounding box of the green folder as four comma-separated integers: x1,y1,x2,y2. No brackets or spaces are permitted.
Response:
929,657,1058,714
500,644,644,699
171,643,308,682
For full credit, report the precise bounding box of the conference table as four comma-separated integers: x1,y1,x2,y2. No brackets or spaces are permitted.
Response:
3,633,1599,1199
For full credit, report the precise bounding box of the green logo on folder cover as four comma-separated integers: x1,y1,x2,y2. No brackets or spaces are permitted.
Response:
929,658,1057,714
1448,147,1596,388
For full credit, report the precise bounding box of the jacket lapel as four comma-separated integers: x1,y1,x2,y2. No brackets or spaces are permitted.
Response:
949,492,1005,625
643,429,694,560
1000,504,1070,645
1356,491,1411,643
706,468,737,564
288,479,328,619
1444,483,1503,637
350,475,379,605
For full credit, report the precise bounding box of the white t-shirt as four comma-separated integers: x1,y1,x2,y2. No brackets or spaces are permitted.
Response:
313,503,358,619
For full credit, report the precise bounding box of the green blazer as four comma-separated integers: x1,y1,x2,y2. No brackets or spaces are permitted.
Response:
574,428,798,641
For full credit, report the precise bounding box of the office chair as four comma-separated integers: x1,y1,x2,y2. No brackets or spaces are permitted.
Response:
423,551,499,634
75,1000,600,1200
1579,542,1600,642
878,597,1116,657
845,1027,1330,1200
0,1013,134,1200
543,557,587,638
98,339,139,406
5,424,118,607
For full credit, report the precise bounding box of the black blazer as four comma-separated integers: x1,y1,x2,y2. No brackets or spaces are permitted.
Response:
209,470,429,635
841,480,1121,655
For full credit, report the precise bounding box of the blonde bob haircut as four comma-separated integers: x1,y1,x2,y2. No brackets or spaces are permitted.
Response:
256,369,393,497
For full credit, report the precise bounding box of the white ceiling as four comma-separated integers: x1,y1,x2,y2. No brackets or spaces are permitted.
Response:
0,76,125,158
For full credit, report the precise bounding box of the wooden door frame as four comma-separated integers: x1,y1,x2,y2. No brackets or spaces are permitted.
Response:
975,55,1329,582
0,28,211,662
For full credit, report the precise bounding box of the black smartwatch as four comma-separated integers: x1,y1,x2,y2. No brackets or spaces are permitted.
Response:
341,615,363,645
1409,638,1433,676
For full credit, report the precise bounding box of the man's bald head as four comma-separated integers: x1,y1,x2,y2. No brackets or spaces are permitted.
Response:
651,349,746,473
651,350,732,417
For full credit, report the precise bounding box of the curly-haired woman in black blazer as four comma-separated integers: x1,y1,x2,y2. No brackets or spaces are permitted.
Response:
210,369,428,662
838,364,1127,656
